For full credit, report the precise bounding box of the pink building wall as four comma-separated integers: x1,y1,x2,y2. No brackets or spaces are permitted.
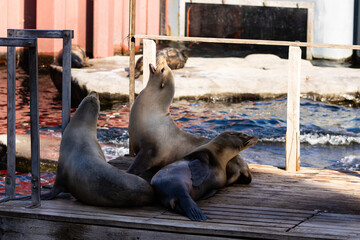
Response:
0,0,160,59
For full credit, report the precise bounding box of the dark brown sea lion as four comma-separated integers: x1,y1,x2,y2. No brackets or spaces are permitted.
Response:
127,57,252,184
57,45,90,68
132,47,188,79
32,92,154,207
151,131,258,221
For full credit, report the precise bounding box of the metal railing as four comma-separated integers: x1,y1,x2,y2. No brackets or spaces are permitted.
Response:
1,29,73,207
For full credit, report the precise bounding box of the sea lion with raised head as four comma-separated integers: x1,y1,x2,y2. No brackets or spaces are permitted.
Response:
35,91,154,207
151,131,258,221
130,47,188,79
127,57,253,184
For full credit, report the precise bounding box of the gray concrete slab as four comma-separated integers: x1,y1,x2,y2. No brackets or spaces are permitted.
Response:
50,54,360,105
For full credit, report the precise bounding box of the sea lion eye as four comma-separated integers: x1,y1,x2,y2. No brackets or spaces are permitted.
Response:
161,68,165,73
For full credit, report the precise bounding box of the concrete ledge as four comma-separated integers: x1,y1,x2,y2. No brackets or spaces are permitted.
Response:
50,54,360,106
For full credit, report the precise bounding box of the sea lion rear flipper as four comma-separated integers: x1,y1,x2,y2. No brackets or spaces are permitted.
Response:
188,159,209,187
176,196,208,221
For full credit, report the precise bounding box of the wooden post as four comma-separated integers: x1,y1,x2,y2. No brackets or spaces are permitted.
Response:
129,0,136,109
286,46,301,172
306,3,314,60
5,46,16,200
28,40,41,207
129,0,136,157
142,39,156,88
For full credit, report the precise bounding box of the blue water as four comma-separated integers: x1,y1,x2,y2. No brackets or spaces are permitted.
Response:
97,98,360,171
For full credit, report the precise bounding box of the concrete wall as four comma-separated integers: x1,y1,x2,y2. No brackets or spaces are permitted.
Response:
0,0,160,59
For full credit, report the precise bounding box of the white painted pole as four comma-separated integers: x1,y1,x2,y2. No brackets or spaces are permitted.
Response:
142,39,156,88
286,46,301,172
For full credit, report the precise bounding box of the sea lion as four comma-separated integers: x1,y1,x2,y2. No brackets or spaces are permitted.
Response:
57,45,90,68
151,131,258,221
34,92,153,207
126,57,252,184
131,47,188,79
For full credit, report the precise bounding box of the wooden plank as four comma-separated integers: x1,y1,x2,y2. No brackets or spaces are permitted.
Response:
28,42,41,207
142,39,156,88
134,34,360,50
286,46,301,172
5,46,16,200
0,216,265,240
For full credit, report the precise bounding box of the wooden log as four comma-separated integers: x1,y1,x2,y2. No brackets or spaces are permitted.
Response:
142,39,156,88
286,46,301,172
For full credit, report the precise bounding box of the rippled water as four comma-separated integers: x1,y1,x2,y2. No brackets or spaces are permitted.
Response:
0,67,359,171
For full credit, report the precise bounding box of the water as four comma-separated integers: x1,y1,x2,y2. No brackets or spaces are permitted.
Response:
0,67,359,171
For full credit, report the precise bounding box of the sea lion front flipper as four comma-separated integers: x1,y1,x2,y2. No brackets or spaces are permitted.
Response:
188,159,209,187
175,196,208,221
198,189,217,200
226,155,252,185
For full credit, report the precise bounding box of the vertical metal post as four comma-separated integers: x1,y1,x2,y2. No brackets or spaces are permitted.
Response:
62,30,72,133
286,46,301,172
28,42,40,207
5,46,16,200
129,0,136,157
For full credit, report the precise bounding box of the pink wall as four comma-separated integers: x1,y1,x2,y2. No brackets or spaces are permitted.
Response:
0,0,24,56
0,0,160,59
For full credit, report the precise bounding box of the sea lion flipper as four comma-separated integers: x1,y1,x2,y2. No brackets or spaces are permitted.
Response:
198,189,217,200
188,159,209,187
176,196,208,221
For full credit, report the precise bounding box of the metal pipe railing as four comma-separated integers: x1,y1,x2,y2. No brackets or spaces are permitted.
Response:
1,29,73,207
0,38,37,204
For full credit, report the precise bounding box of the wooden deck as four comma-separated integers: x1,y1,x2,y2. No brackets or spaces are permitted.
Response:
1,164,359,239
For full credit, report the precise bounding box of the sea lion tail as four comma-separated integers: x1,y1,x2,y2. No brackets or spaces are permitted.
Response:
176,197,209,221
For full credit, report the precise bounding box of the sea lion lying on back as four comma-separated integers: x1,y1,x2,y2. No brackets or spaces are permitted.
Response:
151,131,258,221
57,45,90,68
34,92,153,207
127,57,253,184
131,48,188,78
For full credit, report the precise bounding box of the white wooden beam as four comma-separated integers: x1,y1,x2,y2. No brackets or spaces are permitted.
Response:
286,46,301,172
142,39,156,88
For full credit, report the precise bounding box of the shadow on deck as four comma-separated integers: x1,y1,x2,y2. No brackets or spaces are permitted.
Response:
0,164,359,239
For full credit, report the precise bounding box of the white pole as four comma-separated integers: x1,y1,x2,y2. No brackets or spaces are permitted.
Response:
286,46,301,172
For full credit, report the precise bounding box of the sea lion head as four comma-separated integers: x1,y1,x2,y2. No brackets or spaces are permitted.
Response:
68,91,100,131
147,56,175,90
144,56,175,110
187,131,258,169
